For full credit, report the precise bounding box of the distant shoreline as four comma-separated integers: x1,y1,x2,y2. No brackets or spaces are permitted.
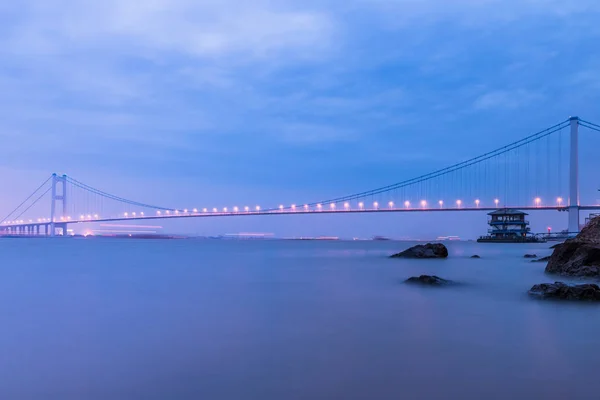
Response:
0,234,476,242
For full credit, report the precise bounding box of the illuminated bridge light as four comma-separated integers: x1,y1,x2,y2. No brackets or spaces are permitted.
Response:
124,213,128,217
344,202,350,210
358,202,364,209
193,208,198,213
494,199,500,207
304,204,309,211
535,197,542,207
279,205,284,211
256,206,261,211
132,212,136,217
557,197,563,206
223,207,228,212
166,210,170,215
184,209,188,213
456,200,462,208
439,200,443,208
94,214,99,219
475,199,480,207
244,206,249,212
421,200,427,208
317,204,323,210
80,215,85,220
330,203,336,210
203,208,208,213
404,201,410,208
234,207,239,212
213,208,218,213
373,201,379,209
157,211,162,215
388,201,394,209
291,204,296,211
175,210,179,215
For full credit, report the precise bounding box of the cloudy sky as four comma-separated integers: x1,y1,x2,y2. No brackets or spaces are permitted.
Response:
1,0,600,237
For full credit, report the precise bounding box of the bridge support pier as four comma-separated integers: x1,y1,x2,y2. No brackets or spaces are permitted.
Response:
568,116,580,234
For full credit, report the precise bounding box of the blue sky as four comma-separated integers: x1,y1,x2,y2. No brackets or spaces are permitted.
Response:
1,0,600,237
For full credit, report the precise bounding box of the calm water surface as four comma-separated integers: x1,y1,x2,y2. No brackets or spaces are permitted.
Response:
0,239,598,399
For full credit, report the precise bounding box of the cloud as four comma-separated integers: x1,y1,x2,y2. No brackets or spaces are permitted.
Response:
358,0,600,26
473,90,543,111
3,0,335,60
277,123,358,145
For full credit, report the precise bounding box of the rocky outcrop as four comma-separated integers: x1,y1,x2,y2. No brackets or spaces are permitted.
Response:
528,282,600,301
545,216,600,277
405,275,453,286
470,255,481,259
531,256,551,263
390,243,448,259
524,254,538,259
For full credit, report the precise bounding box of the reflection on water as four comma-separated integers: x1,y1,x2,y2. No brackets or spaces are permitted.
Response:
0,239,598,399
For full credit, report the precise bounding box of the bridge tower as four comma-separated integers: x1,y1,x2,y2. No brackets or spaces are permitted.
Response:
569,116,580,233
49,173,68,237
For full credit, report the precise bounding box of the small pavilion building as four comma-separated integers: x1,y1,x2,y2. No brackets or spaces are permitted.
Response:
478,209,539,242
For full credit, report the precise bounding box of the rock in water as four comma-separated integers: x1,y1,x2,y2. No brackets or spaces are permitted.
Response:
531,256,551,263
470,255,481,259
529,282,600,301
524,254,538,259
545,216,600,277
390,243,448,259
405,275,452,286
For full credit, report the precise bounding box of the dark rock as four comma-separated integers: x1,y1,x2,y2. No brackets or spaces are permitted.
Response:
531,256,551,263
390,243,448,259
545,216,600,277
524,254,538,259
470,255,481,259
528,282,600,301
545,242,600,276
405,275,452,286
550,243,562,249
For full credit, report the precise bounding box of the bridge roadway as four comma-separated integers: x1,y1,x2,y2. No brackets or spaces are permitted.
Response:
3,205,600,233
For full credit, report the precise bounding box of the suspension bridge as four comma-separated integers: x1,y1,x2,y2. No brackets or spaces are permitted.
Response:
2,116,600,237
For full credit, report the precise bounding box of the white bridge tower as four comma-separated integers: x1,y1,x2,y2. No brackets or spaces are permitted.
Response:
49,173,68,236
568,116,580,234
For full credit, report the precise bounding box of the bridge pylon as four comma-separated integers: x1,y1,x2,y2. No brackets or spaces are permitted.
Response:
568,116,580,234
50,173,68,236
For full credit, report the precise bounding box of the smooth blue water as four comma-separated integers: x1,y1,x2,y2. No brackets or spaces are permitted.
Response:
0,238,598,399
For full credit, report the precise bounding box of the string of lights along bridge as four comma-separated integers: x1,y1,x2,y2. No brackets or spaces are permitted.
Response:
2,116,600,236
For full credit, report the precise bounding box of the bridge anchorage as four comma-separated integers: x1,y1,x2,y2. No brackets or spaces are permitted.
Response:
1,116,600,237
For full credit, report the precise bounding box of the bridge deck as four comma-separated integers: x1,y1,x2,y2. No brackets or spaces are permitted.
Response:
3,205,600,228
